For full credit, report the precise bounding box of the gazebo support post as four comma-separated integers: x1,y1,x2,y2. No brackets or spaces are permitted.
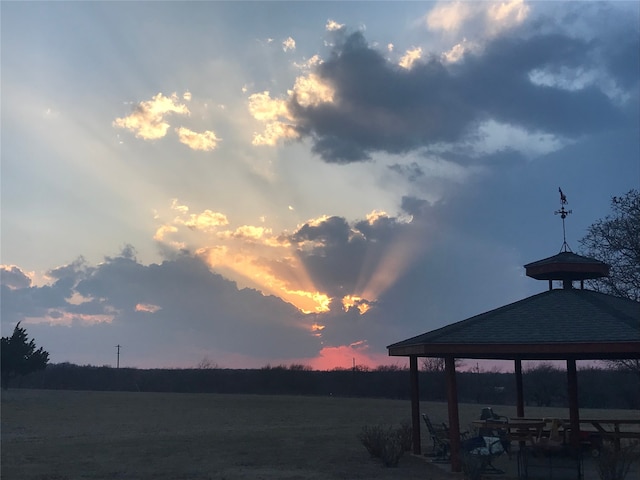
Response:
515,359,525,417
445,356,462,472
409,356,421,454
566,358,580,449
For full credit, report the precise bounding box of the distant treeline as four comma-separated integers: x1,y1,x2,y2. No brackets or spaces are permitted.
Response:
14,363,640,409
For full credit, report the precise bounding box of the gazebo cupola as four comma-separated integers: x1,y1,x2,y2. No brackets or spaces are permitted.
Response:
524,188,609,291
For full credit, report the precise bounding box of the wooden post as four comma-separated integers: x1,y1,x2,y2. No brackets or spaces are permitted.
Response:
566,358,580,450
515,359,525,417
445,356,461,472
409,356,421,454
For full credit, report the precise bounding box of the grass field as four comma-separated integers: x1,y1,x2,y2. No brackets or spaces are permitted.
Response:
2,389,638,480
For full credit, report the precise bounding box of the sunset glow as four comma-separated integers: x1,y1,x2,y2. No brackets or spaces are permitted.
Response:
3,1,636,370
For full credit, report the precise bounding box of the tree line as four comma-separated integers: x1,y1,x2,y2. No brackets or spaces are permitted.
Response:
11,361,640,410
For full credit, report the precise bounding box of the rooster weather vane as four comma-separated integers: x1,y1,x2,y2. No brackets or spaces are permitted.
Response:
555,187,572,252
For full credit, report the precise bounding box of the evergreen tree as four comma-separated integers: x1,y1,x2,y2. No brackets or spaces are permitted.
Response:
1,322,49,389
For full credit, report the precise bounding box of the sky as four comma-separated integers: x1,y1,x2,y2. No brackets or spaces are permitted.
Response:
1,1,638,371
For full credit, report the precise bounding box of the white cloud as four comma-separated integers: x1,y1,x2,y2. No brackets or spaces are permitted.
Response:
248,91,291,121
426,0,530,37
442,38,476,63
399,47,423,70
294,54,322,71
472,120,570,159
25,309,115,327
252,121,299,146
326,19,344,31
175,127,221,151
426,1,473,33
486,0,530,35
289,73,335,108
135,303,162,313
247,74,334,147
183,209,229,232
113,92,190,140
282,36,296,52
248,91,301,146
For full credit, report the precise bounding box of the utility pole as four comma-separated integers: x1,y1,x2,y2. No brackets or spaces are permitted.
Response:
115,344,121,369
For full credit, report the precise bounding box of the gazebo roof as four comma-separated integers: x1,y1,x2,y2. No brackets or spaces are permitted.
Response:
387,288,640,360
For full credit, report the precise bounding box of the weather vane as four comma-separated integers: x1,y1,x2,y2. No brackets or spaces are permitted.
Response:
555,187,572,252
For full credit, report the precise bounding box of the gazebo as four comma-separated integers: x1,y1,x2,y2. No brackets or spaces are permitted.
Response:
387,248,640,472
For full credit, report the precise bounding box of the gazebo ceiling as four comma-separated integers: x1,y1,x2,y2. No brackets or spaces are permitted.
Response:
387,288,640,360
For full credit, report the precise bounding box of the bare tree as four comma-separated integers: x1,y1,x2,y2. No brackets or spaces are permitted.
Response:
196,357,218,369
603,359,640,380
579,189,640,301
421,357,464,372
579,190,640,376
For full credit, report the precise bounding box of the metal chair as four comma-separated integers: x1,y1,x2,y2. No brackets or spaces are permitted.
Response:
462,435,506,474
479,407,511,456
422,413,451,460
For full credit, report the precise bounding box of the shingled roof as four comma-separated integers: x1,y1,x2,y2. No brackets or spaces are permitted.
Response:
387,288,640,360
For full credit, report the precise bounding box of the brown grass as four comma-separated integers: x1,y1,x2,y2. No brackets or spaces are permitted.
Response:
1,389,638,480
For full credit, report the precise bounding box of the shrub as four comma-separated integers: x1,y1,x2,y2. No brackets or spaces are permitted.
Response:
358,425,387,459
397,421,413,451
380,432,404,467
357,422,412,467
595,442,640,480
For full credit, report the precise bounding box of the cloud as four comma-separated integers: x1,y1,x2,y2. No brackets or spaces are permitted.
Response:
398,47,423,70
134,303,161,313
486,0,530,35
113,93,190,140
290,73,335,108
426,0,529,37
282,36,296,52
175,127,221,151
326,19,345,32
1,265,32,290
247,72,336,147
7,239,454,368
151,197,434,321
1,252,323,364
247,10,635,164
426,1,474,33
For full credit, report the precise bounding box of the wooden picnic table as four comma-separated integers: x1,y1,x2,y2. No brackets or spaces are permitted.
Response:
472,419,546,447
474,418,640,451
568,419,640,450
572,419,640,437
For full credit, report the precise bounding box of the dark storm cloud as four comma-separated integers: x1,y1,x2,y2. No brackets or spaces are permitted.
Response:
388,163,425,183
0,265,32,289
0,263,86,327
287,212,418,298
1,252,320,361
289,19,636,163
293,31,472,162
290,215,352,246
456,34,625,136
